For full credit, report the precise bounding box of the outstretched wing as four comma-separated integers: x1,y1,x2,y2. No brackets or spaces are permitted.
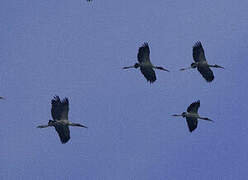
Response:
54,124,70,144
197,66,214,82
193,41,206,62
140,66,156,83
51,96,69,120
186,117,198,132
137,42,150,63
187,100,200,113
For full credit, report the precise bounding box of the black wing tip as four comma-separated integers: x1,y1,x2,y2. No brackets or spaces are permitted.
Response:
139,42,149,50
205,76,214,82
52,95,60,104
142,42,149,47
193,100,200,107
62,97,69,104
191,100,200,105
189,128,196,132
147,79,156,83
193,41,202,48
144,74,156,83
53,95,60,100
195,100,200,104
196,100,200,108
61,138,70,144
187,122,197,132
137,42,150,63
52,95,69,103
197,66,214,82
187,100,200,113
193,41,203,51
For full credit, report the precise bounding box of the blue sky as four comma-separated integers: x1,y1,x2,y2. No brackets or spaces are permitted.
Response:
1,0,248,179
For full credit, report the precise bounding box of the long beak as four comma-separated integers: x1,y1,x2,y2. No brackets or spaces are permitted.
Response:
172,114,182,117
179,67,191,71
123,65,135,69
37,125,50,128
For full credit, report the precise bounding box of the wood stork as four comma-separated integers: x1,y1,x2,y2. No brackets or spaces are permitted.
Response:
172,100,213,132
123,42,169,83
180,41,224,82
37,96,87,144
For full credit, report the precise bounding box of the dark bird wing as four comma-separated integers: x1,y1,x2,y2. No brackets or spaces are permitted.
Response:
140,66,156,83
186,117,198,132
137,42,150,63
187,100,200,113
54,124,70,144
193,41,206,62
51,96,69,120
197,66,214,82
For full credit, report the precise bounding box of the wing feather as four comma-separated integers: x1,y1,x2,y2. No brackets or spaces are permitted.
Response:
193,41,206,62
140,66,156,83
186,117,198,132
54,124,70,144
197,66,214,82
187,100,200,113
137,43,150,63
51,96,69,120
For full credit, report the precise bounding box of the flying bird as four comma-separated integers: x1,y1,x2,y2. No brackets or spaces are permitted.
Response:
172,100,213,132
37,96,87,144
123,42,169,83
180,41,224,82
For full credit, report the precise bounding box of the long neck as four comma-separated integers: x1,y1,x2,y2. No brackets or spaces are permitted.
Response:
172,114,183,117
123,65,135,69
37,124,52,128
180,67,192,71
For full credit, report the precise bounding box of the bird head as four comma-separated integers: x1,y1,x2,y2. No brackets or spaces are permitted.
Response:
191,63,197,68
134,63,140,68
48,120,54,125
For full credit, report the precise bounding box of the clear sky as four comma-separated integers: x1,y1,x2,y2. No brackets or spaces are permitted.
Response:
1,0,248,179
